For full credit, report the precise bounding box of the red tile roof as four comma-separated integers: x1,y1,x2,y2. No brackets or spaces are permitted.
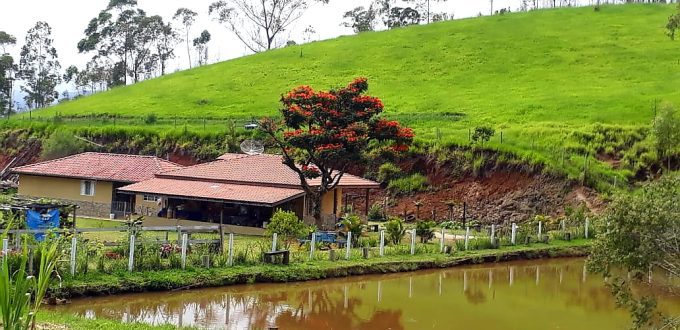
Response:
158,153,380,189
119,178,305,206
12,152,183,183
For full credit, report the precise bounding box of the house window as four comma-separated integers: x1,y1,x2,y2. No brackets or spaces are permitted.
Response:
143,194,159,202
80,180,95,196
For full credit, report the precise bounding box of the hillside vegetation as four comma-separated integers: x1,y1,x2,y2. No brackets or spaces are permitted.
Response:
9,4,680,189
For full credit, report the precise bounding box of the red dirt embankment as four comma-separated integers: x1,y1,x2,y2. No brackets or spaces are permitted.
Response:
350,171,603,224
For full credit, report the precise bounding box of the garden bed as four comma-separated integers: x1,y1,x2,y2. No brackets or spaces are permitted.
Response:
49,240,590,299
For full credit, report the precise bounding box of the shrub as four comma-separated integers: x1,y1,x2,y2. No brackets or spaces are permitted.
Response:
266,210,309,249
387,173,429,195
440,221,460,230
367,203,385,222
342,214,364,245
359,237,378,248
416,220,436,243
40,129,85,160
471,126,495,146
564,204,588,226
653,104,680,170
385,217,406,245
377,163,402,183
144,113,158,124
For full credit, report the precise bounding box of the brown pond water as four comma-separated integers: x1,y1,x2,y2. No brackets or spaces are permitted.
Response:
51,258,680,329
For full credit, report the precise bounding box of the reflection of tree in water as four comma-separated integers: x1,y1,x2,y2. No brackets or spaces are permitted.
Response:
464,287,487,305
268,287,403,330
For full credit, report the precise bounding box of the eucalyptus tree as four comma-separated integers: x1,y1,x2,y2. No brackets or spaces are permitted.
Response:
173,8,198,69
208,0,329,53
0,31,16,117
342,6,377,33
63,58,111,96
78,0,138,86
406,0,448,24
148,15,179,76
0,31,16,54
19,21,61,109
79,0,175,84
193,30,211,66
373,0,421,29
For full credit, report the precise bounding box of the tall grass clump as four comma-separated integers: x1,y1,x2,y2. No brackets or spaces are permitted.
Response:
387,173,429,195
0,221,60,329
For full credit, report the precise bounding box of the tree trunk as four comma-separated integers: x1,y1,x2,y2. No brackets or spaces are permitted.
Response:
310,191,323,228
186,29,192,69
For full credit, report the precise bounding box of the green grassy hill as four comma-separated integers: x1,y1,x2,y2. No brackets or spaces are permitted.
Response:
13,4,680,188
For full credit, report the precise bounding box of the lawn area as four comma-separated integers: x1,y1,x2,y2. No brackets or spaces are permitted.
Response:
9,4,678,186
74,217,264,244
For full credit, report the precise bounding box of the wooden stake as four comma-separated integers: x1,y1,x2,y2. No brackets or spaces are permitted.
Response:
181,233,188,270
379,230,385,256
128,235,135,272
70,237,78,276
345,232,352,260
227,233,234,266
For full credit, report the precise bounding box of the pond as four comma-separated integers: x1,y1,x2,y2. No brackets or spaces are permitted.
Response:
51,258,680,329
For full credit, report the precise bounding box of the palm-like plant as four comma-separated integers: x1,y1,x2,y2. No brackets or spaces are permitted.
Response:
0,232,60,329
342,215,364,245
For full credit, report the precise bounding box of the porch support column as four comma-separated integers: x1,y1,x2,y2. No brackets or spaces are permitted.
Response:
333,189,338,216
365,189,370,216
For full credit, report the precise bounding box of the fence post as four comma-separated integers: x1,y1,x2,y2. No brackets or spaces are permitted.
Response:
410,229,416,255
585,218,589,239
70,237,78,276
219,225,225,254
309,232,316,260
538,221,542,237
465,227,470,250
511,223,517,245
227,233,234,266
491,224,495,240
379,230,385,257
176,225,182,243
128,235,135,272
345,232,352,260
561,219,566,233
181,233,188,270
440,228,445,253
272,233,278,252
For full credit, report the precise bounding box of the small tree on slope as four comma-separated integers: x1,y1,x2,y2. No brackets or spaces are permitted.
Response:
261,78,413,227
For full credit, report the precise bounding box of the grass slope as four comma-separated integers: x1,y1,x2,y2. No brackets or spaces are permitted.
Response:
16,4,679,186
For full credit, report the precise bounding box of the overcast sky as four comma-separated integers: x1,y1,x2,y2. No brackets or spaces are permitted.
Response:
0,0,595,106
1,1,551,70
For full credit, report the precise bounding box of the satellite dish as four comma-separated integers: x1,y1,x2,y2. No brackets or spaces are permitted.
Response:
240,139,264,155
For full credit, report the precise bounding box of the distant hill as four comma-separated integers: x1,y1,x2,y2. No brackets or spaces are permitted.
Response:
18,4,679,187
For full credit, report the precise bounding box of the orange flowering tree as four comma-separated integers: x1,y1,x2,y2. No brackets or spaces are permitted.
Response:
261,78,414,227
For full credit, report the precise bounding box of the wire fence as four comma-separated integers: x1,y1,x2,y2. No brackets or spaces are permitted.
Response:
6,113,261,131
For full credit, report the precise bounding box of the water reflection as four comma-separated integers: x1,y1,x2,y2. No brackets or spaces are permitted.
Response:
51,258,680,330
